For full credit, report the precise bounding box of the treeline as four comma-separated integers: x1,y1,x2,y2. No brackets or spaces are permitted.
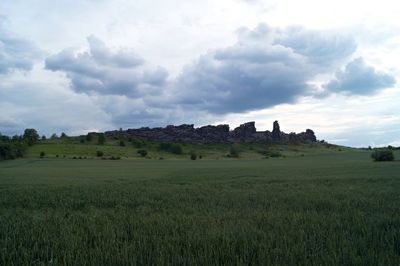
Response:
0,129,39,161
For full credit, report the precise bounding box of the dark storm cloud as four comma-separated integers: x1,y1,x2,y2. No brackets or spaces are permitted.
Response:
0,18,42,74
45,36,168,97
325,58,396,95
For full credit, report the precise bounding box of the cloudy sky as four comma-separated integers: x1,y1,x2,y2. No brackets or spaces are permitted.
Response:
1,0,399,147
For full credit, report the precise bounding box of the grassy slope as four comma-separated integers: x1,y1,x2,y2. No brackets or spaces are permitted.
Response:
25,136,353,160
0,151,399,265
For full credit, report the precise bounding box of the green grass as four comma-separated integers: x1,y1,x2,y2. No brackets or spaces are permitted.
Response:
25,137,351,160
0,151,399,265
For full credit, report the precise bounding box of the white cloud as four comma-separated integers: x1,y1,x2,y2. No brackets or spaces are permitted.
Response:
0,0,400,147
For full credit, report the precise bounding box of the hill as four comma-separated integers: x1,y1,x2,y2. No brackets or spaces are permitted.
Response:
25,134,351,160
22,120,354,160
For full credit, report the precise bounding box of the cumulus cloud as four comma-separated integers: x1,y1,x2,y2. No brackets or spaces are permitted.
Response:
171,24,360,113
44,23,396,122
0,17,42,74
45,36,168,97
325,58,396,95
273,26,357,68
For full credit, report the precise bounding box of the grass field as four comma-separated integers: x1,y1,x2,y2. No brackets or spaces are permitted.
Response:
0,151,399,265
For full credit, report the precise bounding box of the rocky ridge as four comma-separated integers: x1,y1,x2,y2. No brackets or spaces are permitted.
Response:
105,121,317,144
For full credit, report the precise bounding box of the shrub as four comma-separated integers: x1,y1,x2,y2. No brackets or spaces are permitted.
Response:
228,145,239,158
259,150,282,158
119,140,126,147
96,151,104,157
132,139,143,148
158,143,183,154
137,149,148,157
190,151,197,160
371,150,394,162
0,141,26,161
39,151,45,158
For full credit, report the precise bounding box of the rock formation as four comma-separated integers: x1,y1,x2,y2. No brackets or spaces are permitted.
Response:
272,120,281,140
105,121,317,144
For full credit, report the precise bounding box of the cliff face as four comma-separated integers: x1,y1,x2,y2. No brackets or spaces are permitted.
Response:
105,121,317,144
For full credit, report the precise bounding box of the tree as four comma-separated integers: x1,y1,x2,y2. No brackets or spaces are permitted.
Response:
98,133,106,145
86,133,93,142
23,129,39,146
96,151,104,157
190,151,197,160
61,132,67,138
119,140,126,147
39,151,45,158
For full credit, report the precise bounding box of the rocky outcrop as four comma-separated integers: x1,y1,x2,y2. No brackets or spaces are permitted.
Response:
230,122,257,142
272,120,281,140
105,121,317,144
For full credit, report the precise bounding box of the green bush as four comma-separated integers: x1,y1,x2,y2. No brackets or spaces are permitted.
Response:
39,151,45,158
190,151,197,160
0,138,27,161
119,140,126,147
371,150,394,161
227,145,239,158
158,143,183,154
137,149,148,157
132,139,143,148
259,150,282,158
96,151,104,157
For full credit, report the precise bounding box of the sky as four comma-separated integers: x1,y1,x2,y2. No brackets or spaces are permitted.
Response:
0,0,400,147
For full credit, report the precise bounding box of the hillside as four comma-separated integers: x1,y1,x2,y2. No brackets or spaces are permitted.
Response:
25,134,352,160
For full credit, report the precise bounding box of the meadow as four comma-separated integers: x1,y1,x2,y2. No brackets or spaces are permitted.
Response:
0,150,399,265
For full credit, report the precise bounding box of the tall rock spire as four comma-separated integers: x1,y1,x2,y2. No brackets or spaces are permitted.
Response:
272,120,281,140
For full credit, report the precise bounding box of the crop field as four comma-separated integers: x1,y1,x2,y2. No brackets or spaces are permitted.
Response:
0,151,399,265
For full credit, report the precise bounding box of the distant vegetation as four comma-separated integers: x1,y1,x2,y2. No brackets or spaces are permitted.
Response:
137,149,148,157
227,145,239,158
0,129,40,161
371,149,395,161
158,142,183,154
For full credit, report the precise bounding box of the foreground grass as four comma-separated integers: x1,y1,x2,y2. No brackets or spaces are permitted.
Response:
0,152,399,265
